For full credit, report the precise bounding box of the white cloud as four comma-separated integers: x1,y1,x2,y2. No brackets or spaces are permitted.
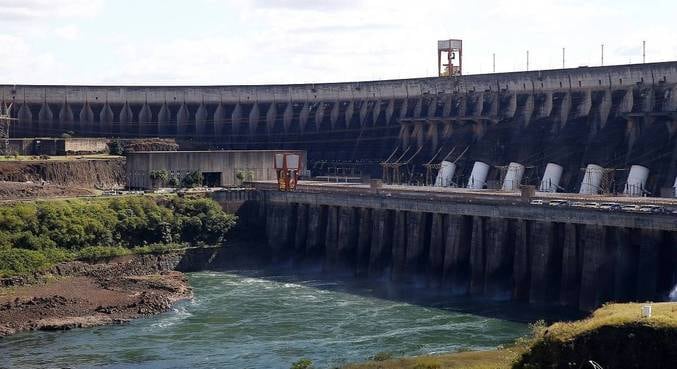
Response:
0,34,63,84
54,25,80,40
0,0,103,21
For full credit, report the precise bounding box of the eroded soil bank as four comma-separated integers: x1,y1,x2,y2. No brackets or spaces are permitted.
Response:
0,254,192,336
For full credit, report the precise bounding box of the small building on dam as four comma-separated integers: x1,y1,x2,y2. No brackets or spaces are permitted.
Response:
125,150,306,188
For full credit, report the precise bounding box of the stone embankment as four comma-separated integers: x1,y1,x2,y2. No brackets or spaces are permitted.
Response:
0,158,125,189
0,253,191,336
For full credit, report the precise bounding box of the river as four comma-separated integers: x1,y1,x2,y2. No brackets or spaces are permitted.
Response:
0,270,577,369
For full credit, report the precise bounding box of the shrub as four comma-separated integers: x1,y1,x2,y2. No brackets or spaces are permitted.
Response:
150,170,170,188
0,248,50,277
77,246,132,261
371,352,393,361
181,171,203,188
412,358,441,369
290,359,313,369
108,140,124,155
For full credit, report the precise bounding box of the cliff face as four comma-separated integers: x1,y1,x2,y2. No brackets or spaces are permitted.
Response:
261,201,677,311
0,159,125,189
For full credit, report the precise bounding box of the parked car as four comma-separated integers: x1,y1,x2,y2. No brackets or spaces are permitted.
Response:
582,202,600,209
570,202,585,208
621,204,641,212
599,202,621,211
548,199,570,207
638,205,669,214
530,199,544,205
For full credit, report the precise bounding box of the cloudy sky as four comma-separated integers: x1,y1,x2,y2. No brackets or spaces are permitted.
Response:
1,0,675,85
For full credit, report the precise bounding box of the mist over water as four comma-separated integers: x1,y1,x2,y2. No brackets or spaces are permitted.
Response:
0,270,578,369
670,284,677,301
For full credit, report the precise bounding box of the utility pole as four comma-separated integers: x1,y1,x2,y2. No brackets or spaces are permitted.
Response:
562,48,565,69
601,43,604,66
526,50,529,71
643,40,646,63
493,53,496,73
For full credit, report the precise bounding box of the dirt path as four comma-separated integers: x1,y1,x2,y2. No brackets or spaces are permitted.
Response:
0,258,191,336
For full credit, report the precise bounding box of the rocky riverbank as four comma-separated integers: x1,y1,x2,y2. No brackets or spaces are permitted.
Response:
0,254,192,337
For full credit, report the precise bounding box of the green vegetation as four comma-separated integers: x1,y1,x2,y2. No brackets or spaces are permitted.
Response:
343,303,677,369
108,140,124,155
0,196,237,277
150,169,170,188
181,170,203,188
290,359,314,369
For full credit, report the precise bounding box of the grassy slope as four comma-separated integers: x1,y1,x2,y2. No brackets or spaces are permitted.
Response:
342,302,677,369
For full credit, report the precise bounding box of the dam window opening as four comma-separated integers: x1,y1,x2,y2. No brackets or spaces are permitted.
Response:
578,81,582,87
620,78,623,85
202,172,222,187
598,80,602,85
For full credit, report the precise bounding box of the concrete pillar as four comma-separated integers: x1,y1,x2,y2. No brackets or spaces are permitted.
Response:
598,90,612,128
231,103,242,135
59,102,74,134
512,219,530,301
428,213,445,281
559,223,580,307
579,224,611,310
372,99,382,123
636,228,661,301
399,98,409,119
305,205,327,259
576,89,592,118
484,218,513,299
612,227,637,302
299,102,310,132
18,103,33,137
344,100,355,126
469,216,486,295
265,103,277,134
558,92,571,127
618,88,633,114
330,101,340,129
337,207,358,270
248,102,260,136
283,102,293,133
384,99,395,124
78,102,94,136
138,103,152,136
412,98,423,118
99,103,113,137
293,204,308,259
213,103,226,137
369,209,393,275
405,212,429,274
359,100,369,126
356,208,372,276
502,92,516,119
324,206,339,269
441,94,453,117
315,102,326,130
529,221,560,304
176,103,189,136
537,92,553,119
38,102,54,137
521,94,534,126
443,215,471,294
391,210,407,279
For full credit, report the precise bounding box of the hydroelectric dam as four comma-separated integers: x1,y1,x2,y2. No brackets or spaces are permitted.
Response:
2,62,677,311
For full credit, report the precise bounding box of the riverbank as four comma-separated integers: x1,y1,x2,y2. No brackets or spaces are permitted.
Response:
0,254,192,336
343,302,677,369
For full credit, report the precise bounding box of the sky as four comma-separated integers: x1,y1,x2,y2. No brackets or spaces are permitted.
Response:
1,0,676,85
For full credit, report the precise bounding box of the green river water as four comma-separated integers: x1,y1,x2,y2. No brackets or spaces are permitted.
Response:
0,270,576,369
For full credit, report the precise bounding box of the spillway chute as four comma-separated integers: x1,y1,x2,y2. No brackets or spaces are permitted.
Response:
466,161,490,190
623,165,650,197
579,164,604,195
501,162,525,192
434,161,456,187
539,163,563,193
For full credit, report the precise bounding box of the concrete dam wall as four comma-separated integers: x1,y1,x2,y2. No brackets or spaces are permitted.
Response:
3,62,677,195
235,189,677,312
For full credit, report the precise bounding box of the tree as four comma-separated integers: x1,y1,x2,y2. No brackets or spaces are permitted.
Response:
108,140,124,156
181,171,203,188
150,170,170,188
290,359,313,369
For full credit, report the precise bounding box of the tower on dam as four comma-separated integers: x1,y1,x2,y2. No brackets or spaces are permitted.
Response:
2,61,677,197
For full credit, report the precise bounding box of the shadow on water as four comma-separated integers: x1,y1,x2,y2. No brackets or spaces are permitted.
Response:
202,259,585,325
